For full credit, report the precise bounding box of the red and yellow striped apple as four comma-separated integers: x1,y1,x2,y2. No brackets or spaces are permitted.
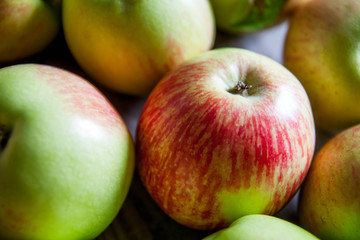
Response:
62,0,215,96
298,124,360,240
136,48,316,230
284,0,360,130
0,64,134,239
0,0,60,63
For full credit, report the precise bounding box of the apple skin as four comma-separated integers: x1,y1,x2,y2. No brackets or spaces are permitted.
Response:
203,214,319,240
62,0,215,96
0,64,135,239
136,48,316,230
283,0,360,131
0,0,60,63
298,124,360,240
209,0,305,33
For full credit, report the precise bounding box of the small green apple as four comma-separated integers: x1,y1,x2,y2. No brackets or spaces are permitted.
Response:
284,0,360,130
62,0,215,96
0,0,60,63
203,214,319,240
0,64,134,239
298,124,360,240
209,0,305,33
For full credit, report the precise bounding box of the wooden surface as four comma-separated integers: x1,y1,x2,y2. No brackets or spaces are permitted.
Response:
5,20,335,240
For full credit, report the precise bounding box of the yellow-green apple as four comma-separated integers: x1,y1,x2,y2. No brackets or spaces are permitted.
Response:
62,0,215,96
0,64,134,239
298,124,360,240
0,0,61,64
203,214,319,240
284,0,360,131
136,48,316,230
209,0,306,34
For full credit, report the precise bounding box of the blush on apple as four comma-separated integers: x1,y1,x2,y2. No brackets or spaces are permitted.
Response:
62,0,215,96
284,0,360,131
298,124,360,240
0,0,60,63
136,48,316,230
0,64,134,240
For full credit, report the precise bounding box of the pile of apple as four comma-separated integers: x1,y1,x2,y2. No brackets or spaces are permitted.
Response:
0,0,359,239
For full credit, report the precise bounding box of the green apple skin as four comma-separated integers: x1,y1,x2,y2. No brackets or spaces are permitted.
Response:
0,0,60,63
209,0,291,33
284,0,360,131
62,0,215,96
136,48,316,230
209,0,310,34
0,64,135,239
298,124,360,240
203,214,319,240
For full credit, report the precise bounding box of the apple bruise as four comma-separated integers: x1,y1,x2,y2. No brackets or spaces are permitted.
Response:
137,56,314,230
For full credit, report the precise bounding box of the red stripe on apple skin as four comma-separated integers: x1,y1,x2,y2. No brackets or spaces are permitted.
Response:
34,65,123,129
137,53,314,229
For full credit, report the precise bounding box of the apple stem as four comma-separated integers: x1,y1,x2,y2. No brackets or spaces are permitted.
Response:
228,81,253,96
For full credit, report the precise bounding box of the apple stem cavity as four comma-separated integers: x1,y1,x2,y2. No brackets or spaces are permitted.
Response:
228,81,253,96
0,126,10,151
44,0,62,8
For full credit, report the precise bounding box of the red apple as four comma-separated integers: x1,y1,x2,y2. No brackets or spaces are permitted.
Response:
136,48,316,230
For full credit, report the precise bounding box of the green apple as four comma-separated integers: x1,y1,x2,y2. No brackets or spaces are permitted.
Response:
203,214,319,240
62,0,215,96
209,0,305,33
0,64,134,239
0,0,61,63
136,48,315,230
284,0,360,130
298,124,360,240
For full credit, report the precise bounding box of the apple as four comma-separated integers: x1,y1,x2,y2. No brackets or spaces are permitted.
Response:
136,48,316,230
209,0,307,34
0,64,135,239
283,0,360,131
298,124,360,240
282,0,310,15
203,214,319,240
0,0,61,64
62,0,215,96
